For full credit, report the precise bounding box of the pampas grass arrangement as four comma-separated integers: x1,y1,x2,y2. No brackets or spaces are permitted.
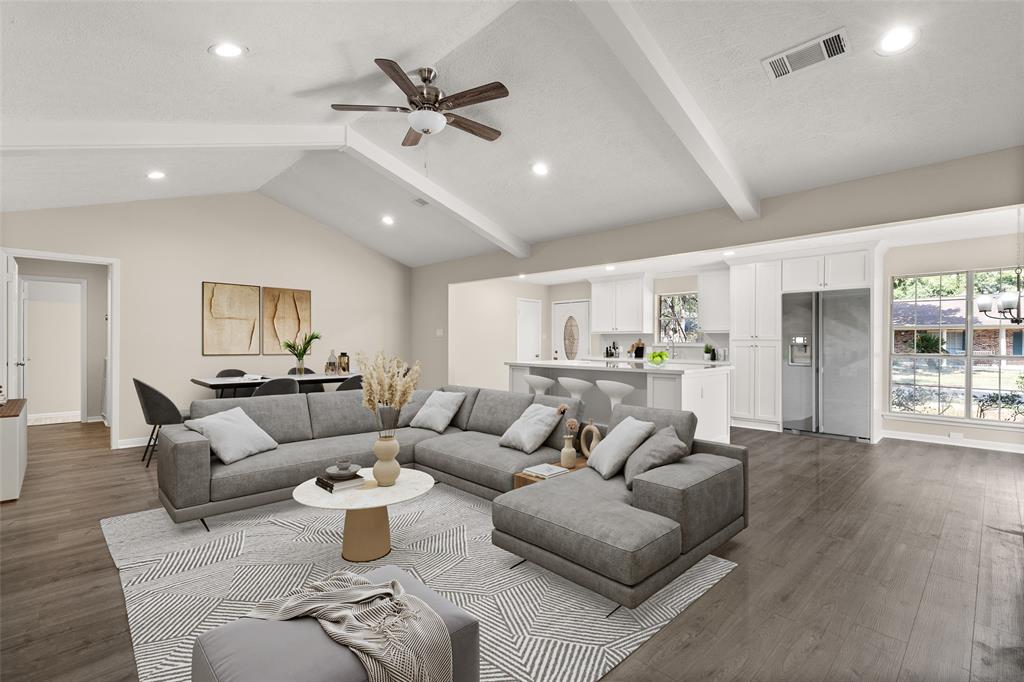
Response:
356,351,422,437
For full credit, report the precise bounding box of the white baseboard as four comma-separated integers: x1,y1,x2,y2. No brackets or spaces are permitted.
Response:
84,415,105,423
881,429,1024,454
117,437,150,449
28,411,81,426
731,418,781,433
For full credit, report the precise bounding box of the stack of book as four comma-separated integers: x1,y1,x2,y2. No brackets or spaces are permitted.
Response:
315,476,365,493
521,463,570,479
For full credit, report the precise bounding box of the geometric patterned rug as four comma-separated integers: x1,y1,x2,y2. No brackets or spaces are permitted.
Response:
101,483,735,682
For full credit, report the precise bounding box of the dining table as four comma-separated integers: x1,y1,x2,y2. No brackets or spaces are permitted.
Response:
191,372,356,393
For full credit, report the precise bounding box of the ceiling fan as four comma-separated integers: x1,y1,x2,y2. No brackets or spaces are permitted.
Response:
331,58,508,147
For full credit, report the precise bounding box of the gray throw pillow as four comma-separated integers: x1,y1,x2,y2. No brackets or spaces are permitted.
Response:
498,403,562,454
624,426,688,490
409,391,466,433
587,416,656,479
184,407,278,465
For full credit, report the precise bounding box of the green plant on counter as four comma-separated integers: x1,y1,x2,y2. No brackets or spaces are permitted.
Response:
703,343,714,354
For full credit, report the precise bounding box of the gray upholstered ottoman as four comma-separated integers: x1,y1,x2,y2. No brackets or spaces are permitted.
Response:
191,565,480,682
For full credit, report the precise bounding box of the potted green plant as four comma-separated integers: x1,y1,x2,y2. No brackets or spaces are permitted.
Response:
703,343,714,361
282,331,322,375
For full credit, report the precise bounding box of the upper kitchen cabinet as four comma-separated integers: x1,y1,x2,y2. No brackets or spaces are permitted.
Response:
781,250,871,292
590,274,654,333
697,270,730,332
730,261,781,340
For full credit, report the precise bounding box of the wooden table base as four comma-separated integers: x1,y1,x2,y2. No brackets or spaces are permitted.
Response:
342,506,391,562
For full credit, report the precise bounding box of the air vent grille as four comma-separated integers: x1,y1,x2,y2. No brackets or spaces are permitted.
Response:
762,28,849,81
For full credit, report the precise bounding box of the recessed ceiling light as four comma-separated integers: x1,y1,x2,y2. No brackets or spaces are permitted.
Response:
381,215,395,226
604,265,616,272
531,161,549,176
723,250,736,257
875,26,918,55
209,42,246,58
518,274,526,279
146,170,165,180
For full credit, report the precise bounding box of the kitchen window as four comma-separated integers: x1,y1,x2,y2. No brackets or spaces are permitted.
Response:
890,269,1023,423
657,292,700,344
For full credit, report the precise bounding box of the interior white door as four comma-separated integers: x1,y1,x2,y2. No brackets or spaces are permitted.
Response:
516,298,542,362
552,301,590,360
4,256,22,398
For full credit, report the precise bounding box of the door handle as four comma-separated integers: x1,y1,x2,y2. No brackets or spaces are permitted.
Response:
15,362,25,367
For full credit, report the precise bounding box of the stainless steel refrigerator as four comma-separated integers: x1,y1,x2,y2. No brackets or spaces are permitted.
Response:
781,288,871,439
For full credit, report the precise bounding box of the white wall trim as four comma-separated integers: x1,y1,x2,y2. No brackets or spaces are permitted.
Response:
28,410,81,426
731,418,782,433
84,416,105,423
0,247,121,451
117,437,150,449
881,429,1023,454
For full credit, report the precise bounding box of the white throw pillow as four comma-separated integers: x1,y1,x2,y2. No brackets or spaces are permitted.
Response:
587,416,656,479
409,391,466,433
184,407,278,465
499,403,562,454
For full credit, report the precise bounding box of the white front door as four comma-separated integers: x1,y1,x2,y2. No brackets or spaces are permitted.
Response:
552,300,590,360
4,256,22,398
516,298,542,362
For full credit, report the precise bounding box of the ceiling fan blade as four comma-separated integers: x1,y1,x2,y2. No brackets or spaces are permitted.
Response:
445,113,501,141
374,58,422,103
438,82,508,110
331,104,411,113
402,128,423,147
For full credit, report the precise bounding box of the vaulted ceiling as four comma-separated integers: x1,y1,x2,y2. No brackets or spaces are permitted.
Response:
2,1,1022,266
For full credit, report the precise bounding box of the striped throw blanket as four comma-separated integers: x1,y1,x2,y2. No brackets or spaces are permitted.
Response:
248,570,453,682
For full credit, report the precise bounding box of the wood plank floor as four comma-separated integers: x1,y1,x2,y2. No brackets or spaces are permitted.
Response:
1,423,1022,681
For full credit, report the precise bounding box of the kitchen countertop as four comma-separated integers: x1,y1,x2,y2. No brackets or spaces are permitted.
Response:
505,359,732,375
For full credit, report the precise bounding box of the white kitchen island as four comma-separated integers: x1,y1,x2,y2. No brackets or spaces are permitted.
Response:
506,359,733,443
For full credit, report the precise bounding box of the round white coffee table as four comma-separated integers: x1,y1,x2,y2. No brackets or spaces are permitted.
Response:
292,468,434,562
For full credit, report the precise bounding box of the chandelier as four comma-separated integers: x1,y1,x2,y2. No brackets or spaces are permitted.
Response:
975,206,1023,325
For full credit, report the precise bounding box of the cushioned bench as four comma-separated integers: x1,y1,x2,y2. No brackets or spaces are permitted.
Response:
191,565,480,682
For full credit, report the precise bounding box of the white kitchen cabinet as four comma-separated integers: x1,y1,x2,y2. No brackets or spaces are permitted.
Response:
698,270,730,332
730,340,780,425
781,250,870,292
681,370,731,443
731,261,780,340
589,275,653,333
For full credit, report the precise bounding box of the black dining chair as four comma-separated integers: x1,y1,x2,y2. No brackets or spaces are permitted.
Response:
215,369,253,398
336,374,363,391
133,379,186,468
288,366,324,393
252,377,300,397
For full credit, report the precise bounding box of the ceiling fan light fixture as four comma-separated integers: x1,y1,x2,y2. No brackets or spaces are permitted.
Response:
407,109,447,135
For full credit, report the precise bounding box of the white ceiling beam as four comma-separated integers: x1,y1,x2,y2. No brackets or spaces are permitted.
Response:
579,1,760,221
1,122,349,151
340,128,530,259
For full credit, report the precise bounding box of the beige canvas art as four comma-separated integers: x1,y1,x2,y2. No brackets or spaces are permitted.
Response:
202,282,260,355
262,287,312,354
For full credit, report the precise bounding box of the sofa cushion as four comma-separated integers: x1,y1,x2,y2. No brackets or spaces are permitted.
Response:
624,426,688,490
184,407,278,464
398,389,434,428
588,416,655,479
610,404,698,453
209,427,443,501
410,391,465,433
414,431,560,493
465,389,533,437
191,565,480,682
442,385,480,431
531,394,583,450
492,468,681,586
632,454,744,553
307,390,379,439
189,395,313,444
499,403,563,454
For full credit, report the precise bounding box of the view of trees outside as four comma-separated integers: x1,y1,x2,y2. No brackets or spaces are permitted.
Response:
658,293,700,343
891,269,1023,422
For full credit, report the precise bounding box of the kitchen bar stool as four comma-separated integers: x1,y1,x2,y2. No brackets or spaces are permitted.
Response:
596,379,634,411
557,377,593,401
523,375,556,395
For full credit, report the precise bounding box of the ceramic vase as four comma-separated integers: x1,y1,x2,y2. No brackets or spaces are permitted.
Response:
373,436,401,486
295,357,305,374
580,420,602,456
560,435,577,468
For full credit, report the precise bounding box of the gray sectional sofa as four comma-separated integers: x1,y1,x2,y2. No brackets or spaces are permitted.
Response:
156,386,581,522
156,385,747,608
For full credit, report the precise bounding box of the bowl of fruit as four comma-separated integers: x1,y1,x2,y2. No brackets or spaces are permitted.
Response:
647,350,669,366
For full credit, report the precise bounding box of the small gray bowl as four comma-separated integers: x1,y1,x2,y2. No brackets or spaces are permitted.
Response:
324,463,361,481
